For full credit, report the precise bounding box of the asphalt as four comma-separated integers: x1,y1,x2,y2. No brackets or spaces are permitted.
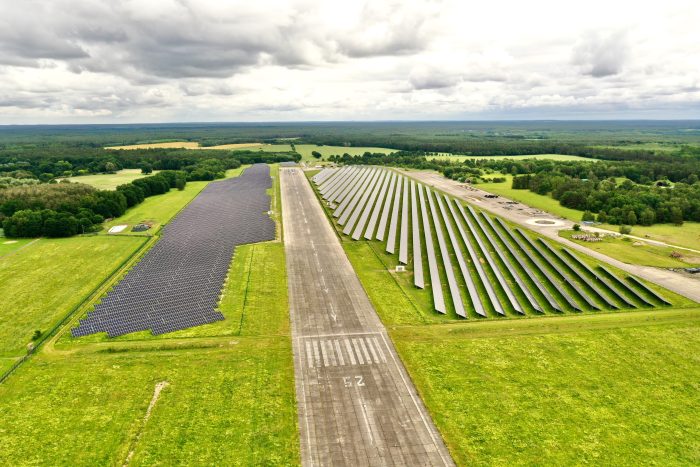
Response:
281,167,454,466
399,169,700,304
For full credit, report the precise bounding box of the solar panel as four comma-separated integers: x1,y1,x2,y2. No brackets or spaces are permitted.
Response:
322,167,355,199
410,180,424,289
597,266,655,307
72,163,276,338
398,176,409,265
418,184,446,314
330,166,364,204
483,213,564,312
375,172,397,241
385,174,402,254
466,206,541,313
561,248,637,308
456,202,523,314
363,171,391,240
538,239,620,309
334,168,372,219
626,275,671,305
428,189,467,317
342,168,381,231
352,170,388,240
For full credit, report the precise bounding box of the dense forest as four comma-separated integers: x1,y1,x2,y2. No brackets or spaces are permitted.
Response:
1,122,699,235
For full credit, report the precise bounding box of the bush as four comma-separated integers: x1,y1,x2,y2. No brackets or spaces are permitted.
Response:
619,225,632,235
572,224,581,231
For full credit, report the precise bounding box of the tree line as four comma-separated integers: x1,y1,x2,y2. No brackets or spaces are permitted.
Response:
1,171,186,238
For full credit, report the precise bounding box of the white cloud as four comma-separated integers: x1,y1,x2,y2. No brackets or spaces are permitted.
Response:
0,0,698,122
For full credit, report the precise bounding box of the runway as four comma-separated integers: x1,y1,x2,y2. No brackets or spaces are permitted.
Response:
280,167,454,466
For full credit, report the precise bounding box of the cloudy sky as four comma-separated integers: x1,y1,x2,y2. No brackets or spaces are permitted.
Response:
1,0,699,123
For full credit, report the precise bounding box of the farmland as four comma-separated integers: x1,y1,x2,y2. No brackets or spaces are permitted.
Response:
60,169,158,190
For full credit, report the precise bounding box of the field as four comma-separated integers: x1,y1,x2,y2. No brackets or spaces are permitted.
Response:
428,153,593,162
391,308,700,465
310,168,700,465
60,169,157,190
0,164,300,465
560,230,700,268
0,236,146,363
0,337,297,465
293,144,396,162
476,174,585,220
0,238,35,257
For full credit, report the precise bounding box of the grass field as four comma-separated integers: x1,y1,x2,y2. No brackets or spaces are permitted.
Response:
293,144,396,162
560,230,700,267
391,309,700,465
103,181,209,235
476,174,585,220
0,238,35,257
598,222,700,252
428,153,594,162
307,169,699,464
0,163,299,464
0,236,146,358
60,169,158,190
0,338,298,465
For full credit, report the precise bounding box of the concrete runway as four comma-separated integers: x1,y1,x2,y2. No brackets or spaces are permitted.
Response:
400,169,700,304
281,168,454,466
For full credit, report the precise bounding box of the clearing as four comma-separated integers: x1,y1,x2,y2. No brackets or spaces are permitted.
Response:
59,169,158,190
428,153,594,162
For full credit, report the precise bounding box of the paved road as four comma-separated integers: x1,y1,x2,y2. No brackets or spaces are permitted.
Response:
281,167,454,466
400,170,700,303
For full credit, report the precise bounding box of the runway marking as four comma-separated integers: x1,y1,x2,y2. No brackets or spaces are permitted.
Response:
304,336,388,368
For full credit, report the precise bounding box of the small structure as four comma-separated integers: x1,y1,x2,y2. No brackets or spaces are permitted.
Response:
132,223,151,232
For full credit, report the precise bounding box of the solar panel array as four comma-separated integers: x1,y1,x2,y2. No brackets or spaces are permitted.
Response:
314,165,670,318
72,164,275,337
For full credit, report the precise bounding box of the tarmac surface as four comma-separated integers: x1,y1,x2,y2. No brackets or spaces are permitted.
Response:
399,169,700,304
281,167,454,466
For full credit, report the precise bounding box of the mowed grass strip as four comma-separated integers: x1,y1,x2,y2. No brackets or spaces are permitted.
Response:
0,236,146,357
0,339,299,466
390,308,700,466
60,169,158,190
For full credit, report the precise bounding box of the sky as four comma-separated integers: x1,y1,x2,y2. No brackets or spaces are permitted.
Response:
0,0,699,123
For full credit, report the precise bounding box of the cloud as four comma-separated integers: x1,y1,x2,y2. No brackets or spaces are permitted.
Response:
0,0,698,122
572,30,629,77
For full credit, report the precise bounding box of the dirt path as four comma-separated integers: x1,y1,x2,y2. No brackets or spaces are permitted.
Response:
400,170,700,303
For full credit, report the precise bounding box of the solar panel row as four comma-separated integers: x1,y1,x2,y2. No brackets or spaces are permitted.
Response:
72,164,275,338
311,166,665,318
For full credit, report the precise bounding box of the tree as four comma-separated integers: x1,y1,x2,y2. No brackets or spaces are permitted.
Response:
104,162,117,173
2,210,43,237
582,211,595,222
619,225,632,235
572,223,581,231
597,211,608,223
670,206,684,226
626,211,637,225
311,151,322,159
639,208,655,226
140,162,153,174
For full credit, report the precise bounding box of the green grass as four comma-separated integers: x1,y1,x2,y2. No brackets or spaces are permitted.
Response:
428,153,594,162
390,308,700,465
560,230,700,268
0,236,146,358
597,222,700,252
0,238,35,257
0,338,299,466
294,144,396,162
60,169,158,190
476,174,584,220
103,181,209,235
